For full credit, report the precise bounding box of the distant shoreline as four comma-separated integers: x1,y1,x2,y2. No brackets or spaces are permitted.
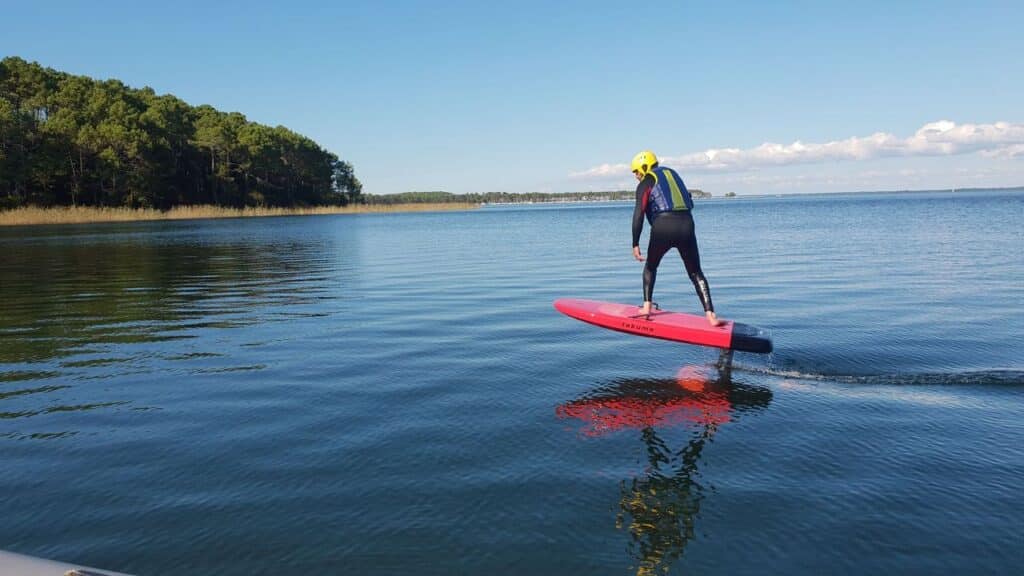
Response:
0,203,480,227
737,185,1024,199
479,186,1024,207
5,186,1020,226
399,185,1024,207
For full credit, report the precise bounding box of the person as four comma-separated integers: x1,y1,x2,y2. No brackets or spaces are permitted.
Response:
630,150,723,326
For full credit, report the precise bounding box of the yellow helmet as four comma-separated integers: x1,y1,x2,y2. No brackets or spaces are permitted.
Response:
631,150,658,176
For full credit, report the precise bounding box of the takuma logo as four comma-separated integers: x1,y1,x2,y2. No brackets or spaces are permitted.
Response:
621,321,655,334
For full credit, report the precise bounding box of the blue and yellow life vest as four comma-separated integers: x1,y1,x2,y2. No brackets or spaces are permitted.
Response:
642,165,693,223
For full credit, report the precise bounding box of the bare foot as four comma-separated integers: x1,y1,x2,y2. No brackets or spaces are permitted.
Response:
706,311,725,327
637,303,652,317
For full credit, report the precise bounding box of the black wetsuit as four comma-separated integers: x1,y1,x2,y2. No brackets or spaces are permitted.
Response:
631,173,714,312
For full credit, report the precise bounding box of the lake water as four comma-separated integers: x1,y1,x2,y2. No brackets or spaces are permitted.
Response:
1,190,1022,575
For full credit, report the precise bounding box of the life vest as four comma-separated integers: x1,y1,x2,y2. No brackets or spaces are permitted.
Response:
642,166,693,224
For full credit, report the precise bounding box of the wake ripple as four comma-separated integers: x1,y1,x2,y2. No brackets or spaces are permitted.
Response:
734,366,1024,387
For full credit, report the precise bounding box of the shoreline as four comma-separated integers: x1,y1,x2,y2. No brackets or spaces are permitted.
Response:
0,203,480,227
4,186,1020,226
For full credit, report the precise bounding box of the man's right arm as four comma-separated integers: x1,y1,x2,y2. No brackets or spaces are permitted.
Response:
632,177,652,247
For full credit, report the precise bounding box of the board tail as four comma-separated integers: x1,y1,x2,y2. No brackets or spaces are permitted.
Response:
729,322,773,354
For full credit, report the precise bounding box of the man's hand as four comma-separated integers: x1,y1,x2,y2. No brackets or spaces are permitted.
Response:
632,246,645,262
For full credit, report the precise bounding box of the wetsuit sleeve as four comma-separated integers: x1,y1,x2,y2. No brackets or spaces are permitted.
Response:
632,176,654,247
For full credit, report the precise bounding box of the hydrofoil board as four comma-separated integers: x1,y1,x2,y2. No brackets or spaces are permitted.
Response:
554,298,772,354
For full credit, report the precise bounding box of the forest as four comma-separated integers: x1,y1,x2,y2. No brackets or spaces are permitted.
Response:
0,57,361,210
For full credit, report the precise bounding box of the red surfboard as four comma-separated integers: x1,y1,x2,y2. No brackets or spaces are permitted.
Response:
554,298,772,354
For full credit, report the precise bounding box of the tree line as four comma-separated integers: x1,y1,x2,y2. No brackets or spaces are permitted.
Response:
364,188,710,205
0,57,361,210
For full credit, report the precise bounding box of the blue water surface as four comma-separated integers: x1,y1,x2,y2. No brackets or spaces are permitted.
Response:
1,190,1022,575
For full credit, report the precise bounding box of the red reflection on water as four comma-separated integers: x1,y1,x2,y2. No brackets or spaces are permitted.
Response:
556,365,733,437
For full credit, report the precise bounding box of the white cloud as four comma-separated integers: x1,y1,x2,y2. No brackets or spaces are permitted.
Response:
570,120,1024,179
691,156,1024,195
981,143,1024,158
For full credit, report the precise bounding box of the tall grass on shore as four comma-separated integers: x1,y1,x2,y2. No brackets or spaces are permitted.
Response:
0,203,480,227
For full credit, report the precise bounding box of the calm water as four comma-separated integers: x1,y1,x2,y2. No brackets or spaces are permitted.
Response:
2,191,1022,575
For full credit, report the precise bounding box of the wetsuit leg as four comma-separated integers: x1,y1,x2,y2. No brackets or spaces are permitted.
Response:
642,221,673,302
679,228,712,311
675,215,715,313
644,212,715,312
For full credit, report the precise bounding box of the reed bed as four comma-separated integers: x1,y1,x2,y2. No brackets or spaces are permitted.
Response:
0,203,480,226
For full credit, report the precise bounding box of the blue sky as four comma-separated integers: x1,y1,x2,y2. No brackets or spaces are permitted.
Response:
3,0,1023,195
